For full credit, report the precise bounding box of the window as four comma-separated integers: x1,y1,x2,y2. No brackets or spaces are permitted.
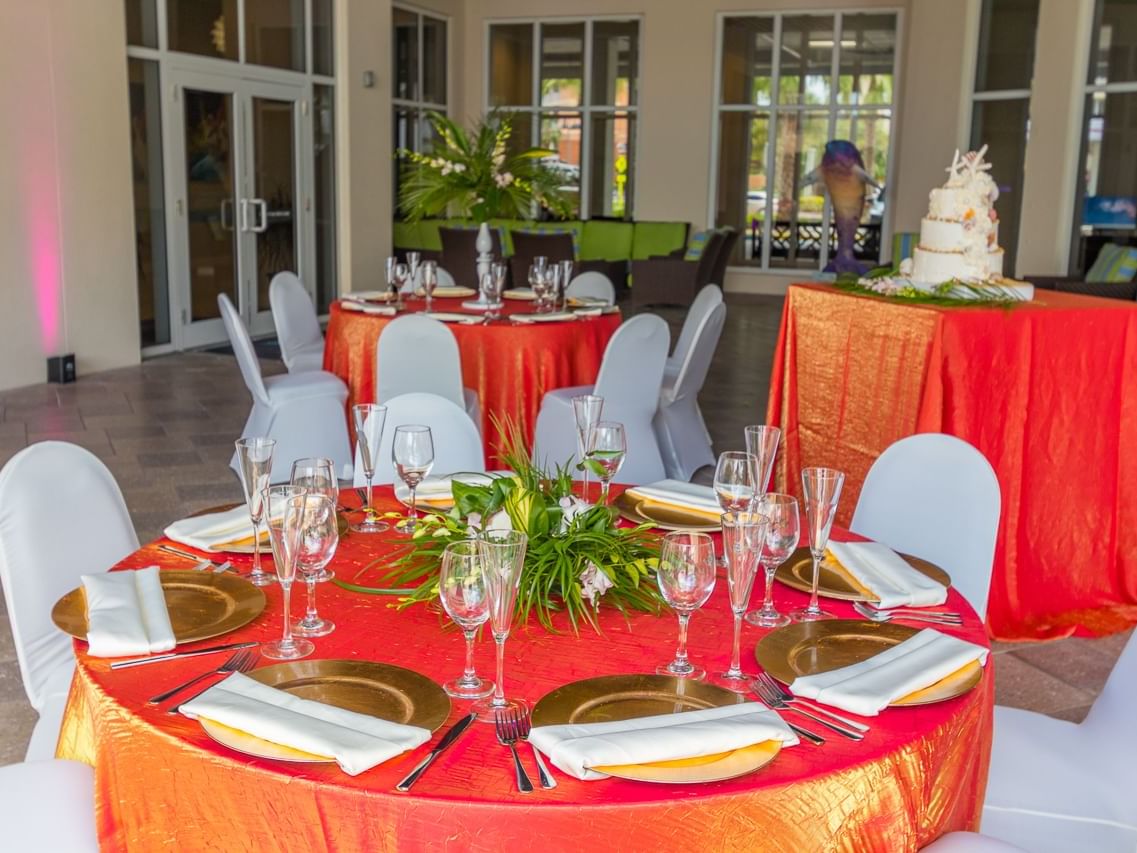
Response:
487,18,640,219
393,6,448,215
713,12,898,270
969,0,1040,278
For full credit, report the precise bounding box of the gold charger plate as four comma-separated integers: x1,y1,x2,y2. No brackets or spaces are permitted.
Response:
774,546,951,603
755,619,983,707
199,659,452,763
595,740,781,784
613,492,721,532
52,570,266,645
186,502,349,554
502,288,537,301
416,286,476,298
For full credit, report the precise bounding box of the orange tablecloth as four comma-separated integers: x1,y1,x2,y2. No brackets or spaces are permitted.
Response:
323,298,622,468
767,283,1137,641
57,486,993,852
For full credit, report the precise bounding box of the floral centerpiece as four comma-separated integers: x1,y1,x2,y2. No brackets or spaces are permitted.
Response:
836,267,1022,306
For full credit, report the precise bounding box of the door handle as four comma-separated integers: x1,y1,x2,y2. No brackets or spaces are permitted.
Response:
239,199,252,232
252,198,269,233
220,199,233,231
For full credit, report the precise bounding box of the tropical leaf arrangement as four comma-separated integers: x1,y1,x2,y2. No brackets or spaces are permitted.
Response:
836,266,1022,306
397,111,574,223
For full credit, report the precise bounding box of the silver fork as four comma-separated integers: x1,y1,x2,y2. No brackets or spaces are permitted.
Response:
494,710,534,793
512,706,556,789
158,544,232,573
853,602,962,625
148,649,256,706
754,672,870,733
750,678,865,741
167,650,259,714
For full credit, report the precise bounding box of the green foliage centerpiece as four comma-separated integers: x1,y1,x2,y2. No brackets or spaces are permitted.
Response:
835,267,1023,306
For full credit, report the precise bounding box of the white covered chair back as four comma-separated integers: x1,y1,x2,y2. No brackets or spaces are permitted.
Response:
218,293,270,404
851,433,1001,618
353,393,485,485
377,315,468,410
269,271,324,372
667,303,725,405
670,284,723,368
0,760,97,851
435,267,457,289
566,272,616,305
1083,628,1137,735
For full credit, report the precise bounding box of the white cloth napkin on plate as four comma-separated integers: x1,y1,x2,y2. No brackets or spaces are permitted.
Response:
425,312,481,325
511,312,576,324
790,628,989,716
826,541,948,609
180,672,431,776
344,290,394,302
164,505,271,553
528,703,798,781
82,567,176,657
340,301,396,316
624,479,721,518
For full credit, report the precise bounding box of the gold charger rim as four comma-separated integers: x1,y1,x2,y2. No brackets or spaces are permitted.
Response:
612,492,721,532
774,546,951,603
594,740,782,784
531,673,744,727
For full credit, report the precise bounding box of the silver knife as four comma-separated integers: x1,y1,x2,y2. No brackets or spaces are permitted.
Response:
396,712,477,792
110,640,259,670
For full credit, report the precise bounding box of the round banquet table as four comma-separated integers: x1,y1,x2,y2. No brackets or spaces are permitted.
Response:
56,485,993,852
323,297,623,468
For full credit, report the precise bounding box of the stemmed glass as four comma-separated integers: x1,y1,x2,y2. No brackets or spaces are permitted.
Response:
655,531,717,680
790,467,845,622
482,270,504,320
558,260,574,310
392,262,409,310
586,422,626,506
532,255,548,278
714,451,758,566
289,456,338,581
438,540,495,700
548,265,563,313
719,511,769,691
406,251,421,295
292,493,338,638
385,256,397,301
421,260,438,314
744,425,781,496
531,268,552,313
262,486,314,660
571,394,604,502
491,261,508,303
477,529,528,716
393,425,435,533
746,493,799,629
234,437,276,587
351,404,389,533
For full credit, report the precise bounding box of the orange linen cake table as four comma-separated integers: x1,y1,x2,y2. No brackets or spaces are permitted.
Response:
767,283,1137,641
323,298,622,468
57,486,993,852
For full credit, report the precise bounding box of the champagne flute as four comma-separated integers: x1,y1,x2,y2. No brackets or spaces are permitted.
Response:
476,529,528,716
533,255,548,277
351,404,388,533
421,260,438,314
491,260,508,303
571,394,604,502
289,456,338,581
406,251,421,295
586,421,626,506
558,259,574,310
746,493,799,629
234,437,276,587
655,531,717,680
790,467,845,622
718,511,768,691
547,265,562,314
438,540,495,700
744,425,781,497
385,256,398,301
262,487,314,660
393,424,434,533
292,493,338,638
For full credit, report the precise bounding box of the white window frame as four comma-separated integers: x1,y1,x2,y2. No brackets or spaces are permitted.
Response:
392,3,452,147
483,15,642,219
708,7,903,274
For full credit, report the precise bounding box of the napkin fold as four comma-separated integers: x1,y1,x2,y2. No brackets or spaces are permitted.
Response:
164,505,270,553
82,567,176,657
502,288,537,301
790,628,989,716
623,479,721,521
510,312,577,324
529,703,798,781
826,542,948,609
340,301,396,316
424,312,481,325
180,672,431,776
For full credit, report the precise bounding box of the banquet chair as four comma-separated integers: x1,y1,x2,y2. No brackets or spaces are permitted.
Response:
0,760,97,851
664,284,723,442
218,294,352,483
0,442,139,760
566,272,616,306
532,313,671,483
981,630,1137,853
376,315,481,427
921,832,1027,852
653,301,726,480
268,271,325,373
352,393,485,486
850,433,1001,619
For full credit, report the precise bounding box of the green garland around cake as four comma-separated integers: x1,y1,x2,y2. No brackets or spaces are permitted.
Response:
835,267,1021,306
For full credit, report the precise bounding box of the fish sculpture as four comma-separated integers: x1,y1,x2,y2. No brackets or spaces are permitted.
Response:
801,140,880,275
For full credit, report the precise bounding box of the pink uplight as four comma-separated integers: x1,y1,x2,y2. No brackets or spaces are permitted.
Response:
29,199,62,354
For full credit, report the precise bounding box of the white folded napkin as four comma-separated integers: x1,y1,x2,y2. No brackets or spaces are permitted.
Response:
341,301,396,316
164,505,273,553
502,288,537,300
826,542,948,609
511,312,576,324
180,672,431,776
529,703,798,781
82,567,176,657
623,479,721,519
573,306,620,317
790,628,989,716
425,312,481,324
344,290,395,302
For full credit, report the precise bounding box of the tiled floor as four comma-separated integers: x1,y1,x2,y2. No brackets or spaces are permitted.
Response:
0,294,1127,764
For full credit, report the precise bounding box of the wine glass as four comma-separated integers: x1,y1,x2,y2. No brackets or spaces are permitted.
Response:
571,394,604,502
351,404,388,534
392,263,409,310
719,511,769,691
421,260,438,314
558,260,574,310
746,493,799,629
586,422,626,505
491,260,508,303
532,255,548,277
547,265,563,313
262,487,314,660
714,451,758,513
393,424,435,533
406,251,421,295
438,539,495,700
385,256,397,301
234,437,276,587
531,268,552,313
292,493,338,638
655,531,717,680
790,467,845,622
289,456,338,581
482,270,504,320
476,529,528,716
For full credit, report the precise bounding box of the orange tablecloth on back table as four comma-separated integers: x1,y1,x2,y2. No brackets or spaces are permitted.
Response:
323,298,622,468
767,283,1137,641
57,486,993,852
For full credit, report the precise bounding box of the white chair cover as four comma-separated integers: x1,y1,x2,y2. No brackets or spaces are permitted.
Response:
654,302,726,479
435,267,457,289
921,832,1027,852
0,760,97,851
376,314,481,426
219,294,352,482
850,433,1000,618
352,392,485,486
666,284,723,378
566,272,616,305
0,442,138,759
532,313,671,483
269,271,325,373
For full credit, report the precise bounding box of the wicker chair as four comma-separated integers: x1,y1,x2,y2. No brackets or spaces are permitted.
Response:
509,230,574,289
438,227,503,289
1025,276,1137,301
629,230,727,308
708,228,740,287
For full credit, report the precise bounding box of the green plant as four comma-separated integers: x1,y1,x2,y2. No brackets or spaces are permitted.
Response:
835,267,1022,306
